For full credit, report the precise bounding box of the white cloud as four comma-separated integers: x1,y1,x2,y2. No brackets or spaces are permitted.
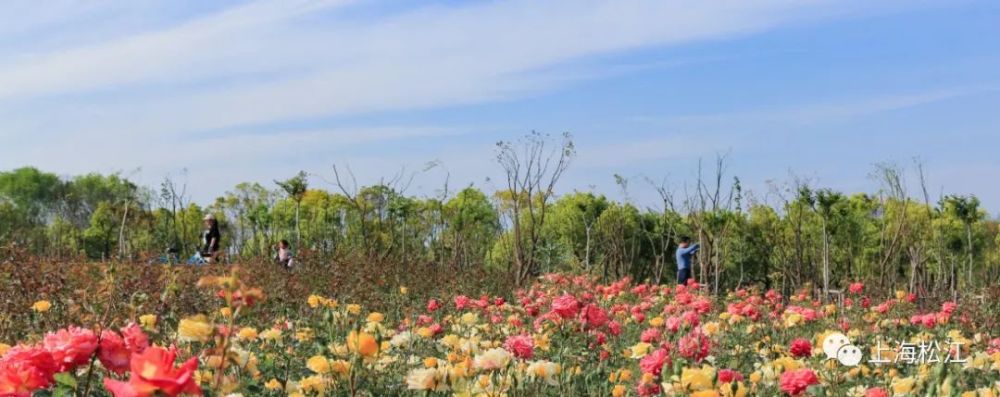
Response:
0,0,953,205
0,0,897,140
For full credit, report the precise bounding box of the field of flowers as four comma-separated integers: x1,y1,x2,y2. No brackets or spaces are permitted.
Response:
2,260,1000,396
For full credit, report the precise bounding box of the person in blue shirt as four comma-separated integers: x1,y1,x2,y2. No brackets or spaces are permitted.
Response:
675,236,700,285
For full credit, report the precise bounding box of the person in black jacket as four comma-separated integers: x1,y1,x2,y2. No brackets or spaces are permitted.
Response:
201,213,221,263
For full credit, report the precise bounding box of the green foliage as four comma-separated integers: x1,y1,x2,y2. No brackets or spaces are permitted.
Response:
0,166,998,296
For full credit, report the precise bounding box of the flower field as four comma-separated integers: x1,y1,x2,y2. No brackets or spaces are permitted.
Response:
2,260,1000,396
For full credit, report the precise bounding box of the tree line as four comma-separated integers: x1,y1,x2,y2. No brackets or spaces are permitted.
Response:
1,133,996,298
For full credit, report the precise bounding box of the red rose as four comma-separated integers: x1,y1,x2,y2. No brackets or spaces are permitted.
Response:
581,304,609,329
789,338,812,358
717,368,744,383
607,321,622,336
779,368,818,396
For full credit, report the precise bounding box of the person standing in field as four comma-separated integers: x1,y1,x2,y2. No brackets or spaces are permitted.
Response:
275,239,294,269
675,236,700,285
200,213,221,263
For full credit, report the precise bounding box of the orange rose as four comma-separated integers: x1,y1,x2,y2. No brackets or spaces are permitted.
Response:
347,331,379,357
103,346,201,396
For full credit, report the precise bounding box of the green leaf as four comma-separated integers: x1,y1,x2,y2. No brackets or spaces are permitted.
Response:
53,372,77,388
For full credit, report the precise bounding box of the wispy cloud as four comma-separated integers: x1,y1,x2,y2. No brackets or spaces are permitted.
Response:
0,0,959,205
0,0,900,140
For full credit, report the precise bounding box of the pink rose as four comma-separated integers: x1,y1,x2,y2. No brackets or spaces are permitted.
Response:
42,326,98,371
98,330,131,375
503,335,534,360
551,294,580,319
638,348,670,376
779,369,818,396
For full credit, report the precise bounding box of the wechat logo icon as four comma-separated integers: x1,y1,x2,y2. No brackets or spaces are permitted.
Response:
822,332,862,366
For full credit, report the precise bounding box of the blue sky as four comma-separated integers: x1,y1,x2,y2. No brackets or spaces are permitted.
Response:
0,0,998,213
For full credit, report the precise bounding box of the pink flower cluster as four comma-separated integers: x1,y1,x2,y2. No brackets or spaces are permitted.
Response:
0,324,196,397
909,301,958,329
1,326,97,396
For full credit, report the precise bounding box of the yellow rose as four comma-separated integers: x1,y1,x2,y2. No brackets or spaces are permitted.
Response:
299,375,326,393
681,366,716,391
264,379,282,390
237,327,258,341
296,328,314,342
630,342,652,358
449,362,469,378
416,327,433,339
0,343,10,356
784,313,803,328
330,360,351,375
399,286,409,295
139,314,157,329
891,377,916,395
534,333,551,351
612,384,627,397
702,321,720,336
307,294,325,308
31,300,51,313
461,312,479,325
259,328,281,341
219,307,233,318
367,312,385,323
720,381,747,397
649,316,665,328
346,304,362,315
772,357,802,373
307,355,331,374
178,315,214,342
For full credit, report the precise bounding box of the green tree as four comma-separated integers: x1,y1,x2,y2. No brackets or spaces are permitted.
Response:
545,192,609,270
275,171,309,247
940,195,982,288
83,202,118,260
443,187,500,267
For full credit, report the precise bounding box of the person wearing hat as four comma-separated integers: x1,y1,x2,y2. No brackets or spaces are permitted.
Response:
200,213,221,263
